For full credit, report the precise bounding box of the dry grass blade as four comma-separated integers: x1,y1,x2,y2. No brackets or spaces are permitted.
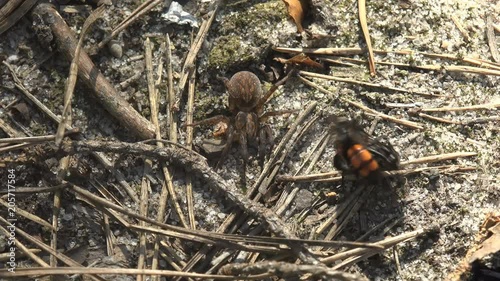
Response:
0,226,47,267
276,170,341,182
69,182,381,252
0,129,79,144
145,37,188,228
274,46,500,71
97,0,162,50
0,217,106,281
298,75,424,129
247,101,317,198
0,198,54,230
56,3,107,146
358,0,376,76
0,184,66,195
410,110,461,124
321,227,433,266
3,61,61,123
186,62,197,229
0,267,245,280
419,103,500,112
401,152,477,166
421,64,500,76
138,171,149,280
274,46,366,56
277,150,477,183
275,124,329,216
299,70,432,97
314,185,367,240
486,16,499,63
178,6,218,90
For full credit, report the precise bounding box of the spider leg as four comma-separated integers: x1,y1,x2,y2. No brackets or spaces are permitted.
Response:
215,124,236,169
235,112,250,163
258,124,273,163
239,130,249,163
185,115,229,127
255,68,296,109
259,109,299,123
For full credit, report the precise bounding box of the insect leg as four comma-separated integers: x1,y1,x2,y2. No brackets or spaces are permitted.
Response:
186,115,229,127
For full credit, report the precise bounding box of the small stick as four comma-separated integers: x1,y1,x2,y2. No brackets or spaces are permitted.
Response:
419,103,500,112
410,111,461,124
278,165,476,183
299,70,432,97
0,267,261,280
178,6,218,91
358,0,376,76
147,38,170,281
0,226,47,267
451,14,471,42
97,0,162,50
394,247,403,277
400,152,477,165
145,38,188,230
356,215,400,242
0,128,79,144
139,38,157,277
322,227,431,266
0,184,66,195
344,98,424,129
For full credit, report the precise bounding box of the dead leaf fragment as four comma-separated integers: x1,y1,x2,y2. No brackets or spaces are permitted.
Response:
274,53,323,69
282,0,308,33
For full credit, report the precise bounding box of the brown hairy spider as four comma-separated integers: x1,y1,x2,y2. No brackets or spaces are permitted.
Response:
189,70,295,167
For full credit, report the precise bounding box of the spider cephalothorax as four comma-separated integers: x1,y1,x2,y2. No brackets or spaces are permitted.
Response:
190,71,295,167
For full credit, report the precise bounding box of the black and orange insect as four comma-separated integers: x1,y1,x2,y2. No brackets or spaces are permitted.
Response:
329,116,400,181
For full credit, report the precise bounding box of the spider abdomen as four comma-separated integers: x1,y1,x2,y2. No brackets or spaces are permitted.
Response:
226,71,262,112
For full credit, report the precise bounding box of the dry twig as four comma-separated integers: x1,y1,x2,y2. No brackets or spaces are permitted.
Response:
486,16,499,63
31,3,155,139
219,261,368,281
